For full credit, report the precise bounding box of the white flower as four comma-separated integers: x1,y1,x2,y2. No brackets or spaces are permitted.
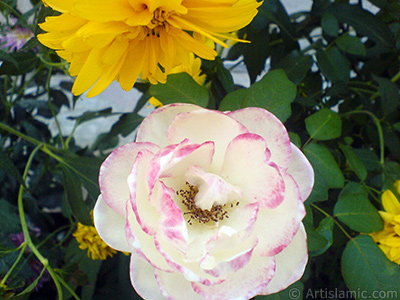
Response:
94,104,314,300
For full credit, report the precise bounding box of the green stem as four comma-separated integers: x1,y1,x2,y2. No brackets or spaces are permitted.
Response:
0,0,27,26
311,203,353,240
17,145,64,299
391,67,400,83
45,67,66,149
348,87,376,95
0,122,60,153
342,110,385,168
56,274,81,300
0,243,27,287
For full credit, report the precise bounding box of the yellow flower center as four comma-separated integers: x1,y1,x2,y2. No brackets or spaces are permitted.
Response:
148,8,170,29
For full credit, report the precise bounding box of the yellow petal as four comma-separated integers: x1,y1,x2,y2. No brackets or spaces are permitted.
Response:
183,0,261,33
382,190,400,215
148,96,163,107
379,211,396,223
394,180,400,195
39,14,87,32
72,47,105,95
73,0,134,22
68,50,91,76
118,40,145,91
169,27,217,60
42,0,74,13
86,51,127,97
76,21,131,48
380,237,400,247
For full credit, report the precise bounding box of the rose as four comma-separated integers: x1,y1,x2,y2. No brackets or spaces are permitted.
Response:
94,104,314,300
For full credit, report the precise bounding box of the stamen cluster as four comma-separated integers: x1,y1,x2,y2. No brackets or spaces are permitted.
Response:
177,182,230,225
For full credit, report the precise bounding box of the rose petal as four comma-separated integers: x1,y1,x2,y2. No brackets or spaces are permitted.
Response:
227,107,292,170
253,172,305,256
99,142,159,216
154,234,224,285
200,237,258,278
192,254,276,300
220,133,285,209
185,165,243,210
287,143,314,202
136,104,202,147
157,181,189,254
93,195,131,252
205,203,260,253
167,109,248,172
146,139,215,191
125,201,174,272
130,254,166,300
128,149,160,235
154,269,205,300
261,223,308,294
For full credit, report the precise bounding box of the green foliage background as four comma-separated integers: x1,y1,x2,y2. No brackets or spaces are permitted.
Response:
1,0,400,299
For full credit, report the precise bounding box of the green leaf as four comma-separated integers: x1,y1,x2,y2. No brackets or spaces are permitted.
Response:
314,217,334,254
0,200,21,234
289,132,301,148
255,281,304,300
219,88,248,111
353,148,381,172
104,113,143,138
245,69,297,122
316,46,351,83
220,69,297,122
0,49,19,68
304,142,344,189
336,34,367,56
342,235,400,300
321,12,339,36
274,50,314,85
61,154,103,203
305,168,329,203
305,108,342,140
329,4,395,53
149,73,209,107
339,144,368,181
0,148,26,188
0,51,39,75
239,27,271,84
334,182,383,233
68,108,113,126
62,165,92,225
216,63,235,94
8,267,48,300
304,208,334,256
373,75,400,116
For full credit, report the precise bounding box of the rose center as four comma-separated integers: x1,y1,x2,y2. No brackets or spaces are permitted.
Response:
175,165,243,225
177,182,236,225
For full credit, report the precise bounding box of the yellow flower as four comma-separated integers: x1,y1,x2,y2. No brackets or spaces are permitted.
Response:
37,0,261,97
148,52,206,108
370,181,400,264
170,52,206,85
73,223,117,260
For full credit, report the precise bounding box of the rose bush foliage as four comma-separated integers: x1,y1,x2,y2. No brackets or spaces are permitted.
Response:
94,104,314,300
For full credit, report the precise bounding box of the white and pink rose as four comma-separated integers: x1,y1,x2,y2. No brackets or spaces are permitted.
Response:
94,104,314,300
